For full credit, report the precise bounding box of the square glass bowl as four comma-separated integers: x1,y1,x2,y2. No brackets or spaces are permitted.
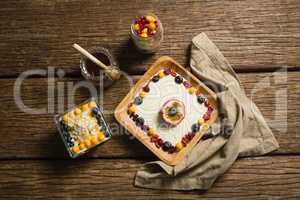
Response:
54,98,111,158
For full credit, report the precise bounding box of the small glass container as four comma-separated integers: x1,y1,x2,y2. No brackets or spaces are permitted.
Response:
54,98,112,158
80,47,119,88
130,13,163,53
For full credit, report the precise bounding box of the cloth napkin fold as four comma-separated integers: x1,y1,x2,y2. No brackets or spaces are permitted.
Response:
134,33,279,190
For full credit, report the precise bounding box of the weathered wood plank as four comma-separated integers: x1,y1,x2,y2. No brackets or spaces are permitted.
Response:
0,0,300,76
0,156,299,199
0,71,299,159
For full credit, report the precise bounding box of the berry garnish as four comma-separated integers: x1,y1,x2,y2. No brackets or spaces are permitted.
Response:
207,106,213,113
133,15,158,38
183,81,191,88
203,113,210,121
175,76,183,84
164,68,171,75
134,96,143,105
143,85,150,92
204,100,210,107
191,123,200,132
197,96,206,104
152,75,160,82
162,141,172,151
136,117,145,126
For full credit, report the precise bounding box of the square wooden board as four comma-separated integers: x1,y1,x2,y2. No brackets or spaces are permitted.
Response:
114,56,218,166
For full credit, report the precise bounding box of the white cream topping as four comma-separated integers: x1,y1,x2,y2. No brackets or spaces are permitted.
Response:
136,75,207,145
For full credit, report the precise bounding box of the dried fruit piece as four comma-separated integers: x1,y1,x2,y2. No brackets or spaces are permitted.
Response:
72,146,80,154
148,127,156,136
198,118,205,125
188,87,197,94
143,85,150,92
139,91,147,97
98,131,105,141
175,143,183,151
183,81,191,88
128,105,136,113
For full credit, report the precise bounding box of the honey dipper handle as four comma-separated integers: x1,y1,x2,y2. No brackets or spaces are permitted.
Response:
72,43,109,70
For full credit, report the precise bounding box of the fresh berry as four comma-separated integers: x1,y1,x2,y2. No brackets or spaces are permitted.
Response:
191,123,200,132
183,81,191,88
162,141,172,151
136,117,145,126
203,113,210,121
207,106,213,113
164,68,171,75
152,75,160,82
91,107,100,115
134,96,143,105
175,76,183,84
132,114,139,121
197,96,206,104
204,100,210,107
143,85,150,92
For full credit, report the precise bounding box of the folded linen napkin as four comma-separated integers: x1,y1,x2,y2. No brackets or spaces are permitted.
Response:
134,33,279,190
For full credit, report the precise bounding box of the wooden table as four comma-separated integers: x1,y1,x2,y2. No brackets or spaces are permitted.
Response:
1,1,300,199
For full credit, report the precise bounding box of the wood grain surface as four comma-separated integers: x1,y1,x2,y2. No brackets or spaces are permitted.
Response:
0,72,299,159
0,156,299,199
1,0,300,198
0,0,300,77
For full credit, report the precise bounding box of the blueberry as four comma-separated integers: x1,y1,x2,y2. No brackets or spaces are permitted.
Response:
168,107,177,116
152,75,160,82
162,141,172,151
136,117,145,126
175,76,183,84
134,96,143,105
197,96,206,104
191,123,200,132
132,114,139,121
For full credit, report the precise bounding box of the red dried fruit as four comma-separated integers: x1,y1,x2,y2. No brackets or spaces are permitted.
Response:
203,113,210,121
155,138,164,148
164,68,171,75
204,100,210,107
170,69,177,77
207,106,213,113
150,135,159,143
183,81,191,88
143,85,150,92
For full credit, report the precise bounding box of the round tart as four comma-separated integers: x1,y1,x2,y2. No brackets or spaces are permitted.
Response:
160,99,185,126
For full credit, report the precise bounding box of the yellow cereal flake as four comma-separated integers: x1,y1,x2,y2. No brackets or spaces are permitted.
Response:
72,146,80,154
98,131,105,141
79,143,86,150
91,136,98,145
89,101,97,108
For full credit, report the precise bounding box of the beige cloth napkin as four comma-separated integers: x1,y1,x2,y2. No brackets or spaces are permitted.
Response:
134,33,279,190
